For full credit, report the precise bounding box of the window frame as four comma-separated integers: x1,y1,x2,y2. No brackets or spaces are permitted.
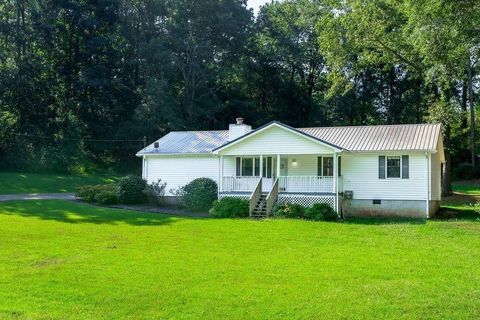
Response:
385,155,402,179
317,156,334,177
322,157,334,177
237,156,260,177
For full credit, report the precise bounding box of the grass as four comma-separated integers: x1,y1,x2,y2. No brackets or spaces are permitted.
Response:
452,181,480,195
0,172,118,194
440,182,480,219
0,200,479,319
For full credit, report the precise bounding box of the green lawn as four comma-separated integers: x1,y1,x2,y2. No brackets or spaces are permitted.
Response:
0,200,479,319
0,172,118,194
452,182,480,195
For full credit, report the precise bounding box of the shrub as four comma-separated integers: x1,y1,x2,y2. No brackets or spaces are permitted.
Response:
118,175,147,204
306,203,338,221
453,163,477,180
178,178,218,211
209,197,249,218
145,179,167,206
76,184,119,205
75,185,97,202
94,185,119,205
273,202,306,219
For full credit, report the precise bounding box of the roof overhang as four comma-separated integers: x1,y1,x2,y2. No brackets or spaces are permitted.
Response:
212,121,344,154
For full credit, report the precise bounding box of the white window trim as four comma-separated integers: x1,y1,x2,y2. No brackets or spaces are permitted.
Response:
386,155,402,179
318,156,334,177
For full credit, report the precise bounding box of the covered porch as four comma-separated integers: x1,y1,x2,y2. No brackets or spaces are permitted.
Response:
218,154,342,215
213,121,343,216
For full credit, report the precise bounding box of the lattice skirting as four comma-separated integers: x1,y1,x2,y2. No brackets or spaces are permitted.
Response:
219,193,250,201
278,194,336,208
220,193,338,210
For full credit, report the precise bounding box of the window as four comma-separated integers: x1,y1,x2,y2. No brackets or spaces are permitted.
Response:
242,158,253,176
386,156,401,178
323,157,333,176
236,157,261,177
317,156,334,177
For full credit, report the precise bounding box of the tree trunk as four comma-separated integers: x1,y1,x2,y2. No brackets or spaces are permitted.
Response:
461,79,468,129
442,124,452,196
468,57,476,167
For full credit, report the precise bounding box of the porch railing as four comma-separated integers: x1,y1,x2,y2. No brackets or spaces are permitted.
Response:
249,178,262,216
222,176,260,192
278,176,334,193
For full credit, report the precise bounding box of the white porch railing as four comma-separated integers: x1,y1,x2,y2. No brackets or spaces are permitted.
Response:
278,176,334,193
222,176,260,192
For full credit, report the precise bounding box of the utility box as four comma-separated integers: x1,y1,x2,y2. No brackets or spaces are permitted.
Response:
343,190,353,200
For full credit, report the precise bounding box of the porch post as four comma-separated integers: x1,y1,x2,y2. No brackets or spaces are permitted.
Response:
259,155,263,178
333,154,338,212
219,155,224,194
276,154,281,178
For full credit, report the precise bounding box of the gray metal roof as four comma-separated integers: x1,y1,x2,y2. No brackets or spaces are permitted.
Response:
137,123,441,155
137,130,228,155
299,123,441,152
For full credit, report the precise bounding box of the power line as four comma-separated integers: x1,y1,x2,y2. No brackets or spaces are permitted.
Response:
10,132,146,143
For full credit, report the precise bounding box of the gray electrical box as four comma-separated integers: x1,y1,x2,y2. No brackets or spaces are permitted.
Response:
343,190,353,199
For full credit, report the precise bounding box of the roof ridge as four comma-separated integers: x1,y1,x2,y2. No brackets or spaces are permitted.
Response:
298,123,441,130
167,129,229,133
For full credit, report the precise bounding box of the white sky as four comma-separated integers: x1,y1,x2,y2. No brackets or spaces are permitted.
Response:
247,0,272,15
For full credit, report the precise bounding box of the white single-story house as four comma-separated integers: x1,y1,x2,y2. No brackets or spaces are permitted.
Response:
136,118,444,218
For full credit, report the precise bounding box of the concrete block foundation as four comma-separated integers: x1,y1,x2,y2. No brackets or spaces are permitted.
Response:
342,199,440,219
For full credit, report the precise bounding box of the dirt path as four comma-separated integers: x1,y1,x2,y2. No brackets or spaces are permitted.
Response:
0,193,75,202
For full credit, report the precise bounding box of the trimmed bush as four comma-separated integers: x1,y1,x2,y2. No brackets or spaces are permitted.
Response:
76,184,119,205
145,179,167,206
75,185,98,202
118,175,147,204
273,202,306,219
209,197,249,218
179,178,218,211
453,163,477,180
306,203,337,221
94,185,119,205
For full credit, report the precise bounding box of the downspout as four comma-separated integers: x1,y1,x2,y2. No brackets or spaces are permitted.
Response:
425,152,432,219
217,156,220,199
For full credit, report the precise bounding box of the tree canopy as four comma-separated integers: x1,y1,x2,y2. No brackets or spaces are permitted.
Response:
0,0,479,191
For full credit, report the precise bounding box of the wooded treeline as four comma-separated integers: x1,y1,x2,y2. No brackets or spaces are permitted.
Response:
0,0,479,190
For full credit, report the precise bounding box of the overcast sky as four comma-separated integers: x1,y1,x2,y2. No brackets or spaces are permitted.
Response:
247,0,272,15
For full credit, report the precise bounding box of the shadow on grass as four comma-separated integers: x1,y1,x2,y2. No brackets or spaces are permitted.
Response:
440,192,480,221
0,200,182,226
342,216,426,225
436,206,479,221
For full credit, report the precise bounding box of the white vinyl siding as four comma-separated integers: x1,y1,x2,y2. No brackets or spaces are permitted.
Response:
217,125,336,155
287,155,318,176
145,155,219,196
341,152,427,200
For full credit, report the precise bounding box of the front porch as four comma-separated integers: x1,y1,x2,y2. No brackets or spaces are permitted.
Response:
218,154,342,216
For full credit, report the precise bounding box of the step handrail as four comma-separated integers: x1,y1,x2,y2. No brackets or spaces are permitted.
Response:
265,178,279,216
249,178,262,217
